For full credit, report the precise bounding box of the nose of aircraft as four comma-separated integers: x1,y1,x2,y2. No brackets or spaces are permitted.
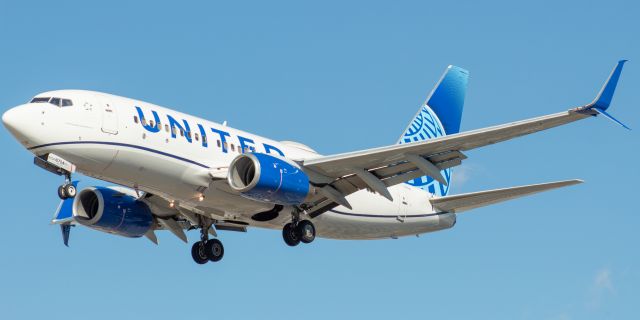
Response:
3,106,21,132
3,104,34,144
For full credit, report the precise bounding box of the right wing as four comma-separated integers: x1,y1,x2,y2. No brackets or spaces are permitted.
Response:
300,61,628,217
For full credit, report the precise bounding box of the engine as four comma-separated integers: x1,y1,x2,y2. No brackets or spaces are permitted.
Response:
72,187,153,238
228,153,311,205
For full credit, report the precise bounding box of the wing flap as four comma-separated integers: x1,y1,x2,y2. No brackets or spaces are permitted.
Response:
430,179,583,213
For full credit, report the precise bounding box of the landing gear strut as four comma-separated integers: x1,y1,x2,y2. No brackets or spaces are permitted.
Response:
191,221,224,264
282,209,316,247
57,174,76,200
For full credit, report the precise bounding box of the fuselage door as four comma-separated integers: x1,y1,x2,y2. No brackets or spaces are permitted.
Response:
397,193,408,222
101,101,118,134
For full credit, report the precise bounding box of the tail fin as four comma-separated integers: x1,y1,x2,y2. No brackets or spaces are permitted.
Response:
397,65,469,196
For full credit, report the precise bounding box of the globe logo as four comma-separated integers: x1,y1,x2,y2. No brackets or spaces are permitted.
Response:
399,105,451,196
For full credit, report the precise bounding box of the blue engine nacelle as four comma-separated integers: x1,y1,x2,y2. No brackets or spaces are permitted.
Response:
228,153,311,205
72,187,153,238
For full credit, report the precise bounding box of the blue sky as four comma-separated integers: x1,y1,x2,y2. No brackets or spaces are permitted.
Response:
0,1,638,319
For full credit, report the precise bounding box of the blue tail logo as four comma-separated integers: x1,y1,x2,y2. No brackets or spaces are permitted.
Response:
397,65,469,196
399,105,451,196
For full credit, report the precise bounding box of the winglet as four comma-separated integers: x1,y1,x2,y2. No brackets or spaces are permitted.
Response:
590,60,627,111
587,60,630,130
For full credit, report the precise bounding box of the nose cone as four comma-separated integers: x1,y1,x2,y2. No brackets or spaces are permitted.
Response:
3,107,21,132
3,104,35,145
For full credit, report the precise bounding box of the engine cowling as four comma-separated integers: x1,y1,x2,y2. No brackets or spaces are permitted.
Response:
228,153,311,205
72,187,153,238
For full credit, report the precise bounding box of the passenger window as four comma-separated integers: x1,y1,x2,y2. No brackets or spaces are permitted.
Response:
195,133,199,141
149,120,155,128
180,128,184,137
50,98,61,107
230,144,235,151
223,141,228,150
165,124,169,132
61,99,73,107
172,127,177,135
217,140,221,147
134,116,139,124
142,117,148,126
202,135,207,144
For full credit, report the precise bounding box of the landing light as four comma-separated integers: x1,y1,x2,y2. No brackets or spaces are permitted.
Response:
169,201,175,208
198,195,204,202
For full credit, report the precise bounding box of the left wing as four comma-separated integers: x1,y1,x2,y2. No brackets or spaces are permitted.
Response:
301,60,628,217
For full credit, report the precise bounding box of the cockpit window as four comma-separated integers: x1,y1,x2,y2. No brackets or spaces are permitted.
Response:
31,97,51,103
30,96,73,107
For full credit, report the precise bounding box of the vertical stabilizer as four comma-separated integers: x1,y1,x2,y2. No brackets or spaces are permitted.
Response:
397,65,469,196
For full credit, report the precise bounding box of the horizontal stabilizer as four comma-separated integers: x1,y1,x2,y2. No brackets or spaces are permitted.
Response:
430,179,583,213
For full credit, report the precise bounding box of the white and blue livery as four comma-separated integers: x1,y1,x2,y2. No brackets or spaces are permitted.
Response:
2,61,629,264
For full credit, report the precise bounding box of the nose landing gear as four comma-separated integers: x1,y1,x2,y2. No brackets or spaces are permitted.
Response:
32,154,78,200
57,174,77,200
57,182,77,200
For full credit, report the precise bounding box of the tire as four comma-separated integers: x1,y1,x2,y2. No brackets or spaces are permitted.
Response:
64,184,77,198
282,223,300,247
296,220,316,244
58,185,67,200
191,241,209,264
205,239,224,262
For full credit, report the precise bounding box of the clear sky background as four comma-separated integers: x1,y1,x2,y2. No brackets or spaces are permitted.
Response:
0,1,638,319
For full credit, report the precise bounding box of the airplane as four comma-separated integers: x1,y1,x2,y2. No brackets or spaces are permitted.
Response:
2,60,629,264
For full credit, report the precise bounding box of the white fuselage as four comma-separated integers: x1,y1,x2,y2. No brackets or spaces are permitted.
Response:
3,90,455,239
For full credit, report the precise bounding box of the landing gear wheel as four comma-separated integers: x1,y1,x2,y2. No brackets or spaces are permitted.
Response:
296,220,316,244
57,185,67,200
205,239,224,262
63,184,76,198
191,241,209,264
282,223,301,246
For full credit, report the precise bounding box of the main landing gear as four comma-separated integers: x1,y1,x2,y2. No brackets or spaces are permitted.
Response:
282,210,316,247
191,222,224,264
57,174,76,200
